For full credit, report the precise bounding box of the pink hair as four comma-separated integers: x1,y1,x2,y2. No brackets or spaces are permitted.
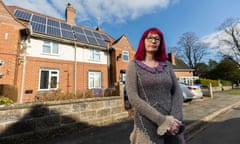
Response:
134,27,167,62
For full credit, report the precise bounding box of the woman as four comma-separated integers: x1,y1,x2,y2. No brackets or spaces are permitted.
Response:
126,27,185,144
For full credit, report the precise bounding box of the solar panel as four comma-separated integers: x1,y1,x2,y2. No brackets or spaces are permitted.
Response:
13,9,32,21
13,9,108,47
30,21,46,34
47,19,60,28
32,15,46,24
84,29,94,37
73,26,84,34
93,32,102,39
75,33,88,43
87,36,98,45
47,26,61,37
101,34,110,41
61,30,74,40
96,39,107,47
60,23,72,31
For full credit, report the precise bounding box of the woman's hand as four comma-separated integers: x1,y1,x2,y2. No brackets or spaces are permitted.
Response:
168,119,182,136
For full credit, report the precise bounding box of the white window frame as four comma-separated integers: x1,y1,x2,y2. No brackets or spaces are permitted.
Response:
88,71,102,89
42,41,59,55
122,51,129,62
39,68,59,90
89,48,100,61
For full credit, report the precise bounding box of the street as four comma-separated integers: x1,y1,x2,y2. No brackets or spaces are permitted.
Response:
35,92,240,144
39,120,134,144
188,105,240,144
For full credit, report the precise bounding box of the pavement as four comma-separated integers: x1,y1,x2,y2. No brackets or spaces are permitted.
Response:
39,89,240,144
184,90,240,141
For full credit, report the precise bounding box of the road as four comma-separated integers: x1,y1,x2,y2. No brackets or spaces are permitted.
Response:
35,92,240,144
188,105,240,144
38,120,134,144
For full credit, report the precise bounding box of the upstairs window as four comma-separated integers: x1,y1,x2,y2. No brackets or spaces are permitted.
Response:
89,49,100,61
122,51,129,62
42,41,59,55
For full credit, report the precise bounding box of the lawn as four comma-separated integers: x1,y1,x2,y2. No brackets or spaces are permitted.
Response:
225,89,240,95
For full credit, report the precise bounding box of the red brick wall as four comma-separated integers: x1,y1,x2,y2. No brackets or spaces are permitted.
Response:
111,35,135,83
0,1,24,86
19,56,108,103
175,71,194,77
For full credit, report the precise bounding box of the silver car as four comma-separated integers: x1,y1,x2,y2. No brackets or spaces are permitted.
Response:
187,85,203,99
179,83,194,102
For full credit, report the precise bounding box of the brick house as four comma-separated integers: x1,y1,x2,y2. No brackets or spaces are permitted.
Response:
168,52,197,85
110,34,136,84
0,1,135,103
0,1,25,102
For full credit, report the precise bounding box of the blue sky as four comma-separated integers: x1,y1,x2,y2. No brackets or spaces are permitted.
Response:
3,0,240,52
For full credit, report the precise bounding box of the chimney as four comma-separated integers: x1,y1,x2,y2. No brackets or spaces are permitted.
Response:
65,3,76,25
168,52,176,65
96,26,102,32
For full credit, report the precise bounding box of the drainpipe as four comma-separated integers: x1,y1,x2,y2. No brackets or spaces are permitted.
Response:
107,43,111,87
19,41,27,104
74,41,77,95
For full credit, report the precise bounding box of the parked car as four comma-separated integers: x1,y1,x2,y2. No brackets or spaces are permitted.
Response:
123,83,132,110
179,83,194,102
187,85,203,99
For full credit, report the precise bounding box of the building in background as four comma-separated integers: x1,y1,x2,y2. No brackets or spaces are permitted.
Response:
168,52,197,85
0,1,135,103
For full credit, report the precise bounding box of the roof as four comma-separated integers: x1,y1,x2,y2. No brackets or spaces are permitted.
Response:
7,5,113,49
172,58,194,71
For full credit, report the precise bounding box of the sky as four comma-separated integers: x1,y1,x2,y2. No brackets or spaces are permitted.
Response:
3,0,240,61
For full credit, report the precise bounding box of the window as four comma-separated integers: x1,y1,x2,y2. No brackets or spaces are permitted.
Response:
89,49,100,61
42,41,59,55
39,69,59,90
88,71,101,89
122,51,129,62
120,71,126,82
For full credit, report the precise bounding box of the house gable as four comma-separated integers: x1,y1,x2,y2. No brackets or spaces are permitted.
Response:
110,35,135,83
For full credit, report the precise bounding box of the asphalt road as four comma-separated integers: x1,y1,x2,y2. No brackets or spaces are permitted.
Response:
39,120,134,144
188,105,240,144
36,91,240,144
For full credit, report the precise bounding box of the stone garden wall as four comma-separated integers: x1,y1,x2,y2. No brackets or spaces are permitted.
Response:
0,96,128,143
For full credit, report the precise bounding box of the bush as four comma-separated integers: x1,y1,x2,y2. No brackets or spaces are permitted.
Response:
0,96,14,105
220,80,232,86
0,84,18,102
35,86,120,102
198,78,219,87
198,78,232,87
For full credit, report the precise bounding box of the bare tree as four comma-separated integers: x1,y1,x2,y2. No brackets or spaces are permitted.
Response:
217,18,240,67
177,32,208,74
167,46,182,58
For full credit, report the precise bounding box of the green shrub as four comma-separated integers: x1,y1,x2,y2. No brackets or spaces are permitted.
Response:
0,96,14,105
199,78,219,87
198,78,232,87
220,80,232,86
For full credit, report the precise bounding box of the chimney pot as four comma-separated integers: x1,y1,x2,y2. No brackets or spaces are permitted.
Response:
65,3,76,25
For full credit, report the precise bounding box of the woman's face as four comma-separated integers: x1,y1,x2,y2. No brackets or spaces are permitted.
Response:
144,33,161,53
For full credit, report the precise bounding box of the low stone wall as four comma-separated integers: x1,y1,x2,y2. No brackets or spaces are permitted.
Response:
202,86,233,97
0,96,128,143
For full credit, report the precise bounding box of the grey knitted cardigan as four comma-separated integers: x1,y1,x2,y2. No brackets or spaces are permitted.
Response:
126,60,184,144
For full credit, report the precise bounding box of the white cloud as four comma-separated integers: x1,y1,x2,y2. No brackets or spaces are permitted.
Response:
201,32,220,49
3,0,63,19
3,0,176,25
200,22,240,61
